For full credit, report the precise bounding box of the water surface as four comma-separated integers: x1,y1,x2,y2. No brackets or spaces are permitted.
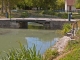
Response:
0,28,62,58
26,37,59,54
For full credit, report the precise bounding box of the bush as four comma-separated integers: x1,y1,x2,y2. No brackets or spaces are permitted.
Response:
56,13,68,19
42,10,55,15
62,23,71,34
21,12,28,18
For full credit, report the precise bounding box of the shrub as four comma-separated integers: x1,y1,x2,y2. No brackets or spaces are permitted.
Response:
42,10,55,15
57,13,68,19
21,12,28,18
62,23,71,34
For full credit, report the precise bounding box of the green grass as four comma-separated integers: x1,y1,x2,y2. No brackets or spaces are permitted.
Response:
60,48,80,60
44,49,59,60
2,42,42,60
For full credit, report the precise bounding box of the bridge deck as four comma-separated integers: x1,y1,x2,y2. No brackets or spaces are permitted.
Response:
0,18,77,22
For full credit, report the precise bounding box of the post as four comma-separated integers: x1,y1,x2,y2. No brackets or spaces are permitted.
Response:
68,12,72,21
8,0,11,20
6,12,9,18
43,22,45,29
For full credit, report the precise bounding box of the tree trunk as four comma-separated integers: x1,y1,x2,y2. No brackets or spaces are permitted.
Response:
1,0,4,13
37,7,38,10
40,7,42,10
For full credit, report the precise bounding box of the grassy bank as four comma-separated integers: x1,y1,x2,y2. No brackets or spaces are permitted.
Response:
59,30,80,60
59,21,80,60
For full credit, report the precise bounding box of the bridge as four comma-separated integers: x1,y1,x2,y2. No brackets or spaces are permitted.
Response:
0,18,77,21
0,18,77,29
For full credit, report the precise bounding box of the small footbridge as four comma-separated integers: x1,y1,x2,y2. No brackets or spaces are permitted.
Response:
0,18,78,29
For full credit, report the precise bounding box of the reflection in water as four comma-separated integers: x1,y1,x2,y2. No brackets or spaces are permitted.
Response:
25,37,59,54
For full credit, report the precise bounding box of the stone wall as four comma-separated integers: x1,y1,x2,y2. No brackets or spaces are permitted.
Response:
0,21,10,28
0,20,19,28
10,21,19,28
0,20,76,29
49,21,75,30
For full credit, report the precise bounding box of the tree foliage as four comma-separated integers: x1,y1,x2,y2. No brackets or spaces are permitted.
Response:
0,0,66,13
0,0,23,13
57,0,65,9
75,0,80,8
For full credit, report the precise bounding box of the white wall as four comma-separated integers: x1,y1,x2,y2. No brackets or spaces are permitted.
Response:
65,0,67,12
67,6,76,11
72,6,76,11
65,0,76,12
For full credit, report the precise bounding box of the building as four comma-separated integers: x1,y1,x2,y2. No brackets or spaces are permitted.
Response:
65,0,76,12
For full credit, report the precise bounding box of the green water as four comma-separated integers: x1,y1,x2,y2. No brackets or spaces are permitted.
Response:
0,28,62,58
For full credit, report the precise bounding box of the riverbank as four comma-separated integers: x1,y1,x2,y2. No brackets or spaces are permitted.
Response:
58,28,80,60
51,36,71,53
43,35,72,60
48,36,75,60
51,21,80,60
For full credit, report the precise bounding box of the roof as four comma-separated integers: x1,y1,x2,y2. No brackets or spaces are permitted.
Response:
67,0,75,6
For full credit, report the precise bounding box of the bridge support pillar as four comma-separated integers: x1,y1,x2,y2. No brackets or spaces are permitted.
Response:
43,22,50,29
50,22,53,29
49,21,62,29
18,22,28,28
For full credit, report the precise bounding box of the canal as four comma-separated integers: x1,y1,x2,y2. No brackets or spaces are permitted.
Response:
0,23,62,58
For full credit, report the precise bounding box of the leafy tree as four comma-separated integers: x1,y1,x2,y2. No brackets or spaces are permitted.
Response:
0,0,23,13
75,0,80,8
0,0,3,13
17,0,27,9
24,0,57,10
57,0,65,10
0,0,65,12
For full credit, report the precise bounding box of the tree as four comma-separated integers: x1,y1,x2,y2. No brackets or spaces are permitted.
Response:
24,0,57,10
0,0,23,13
41,0,57,10
56,0,65,10
75,0,80,8
1,0,3,13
